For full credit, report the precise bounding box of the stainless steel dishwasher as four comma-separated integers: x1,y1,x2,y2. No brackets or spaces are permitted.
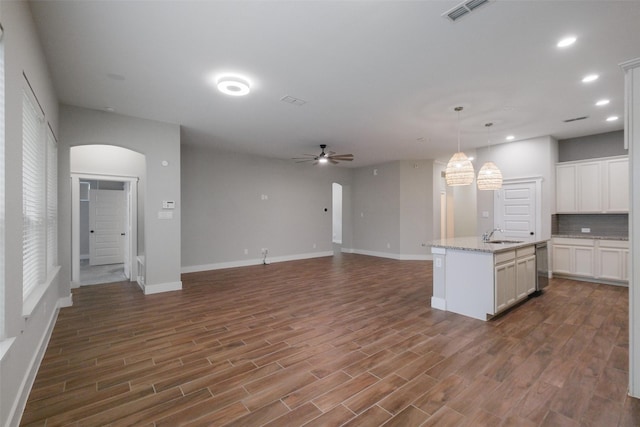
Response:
536,242,548,291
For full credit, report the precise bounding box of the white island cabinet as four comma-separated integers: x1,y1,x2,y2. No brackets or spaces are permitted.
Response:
430,237,544,321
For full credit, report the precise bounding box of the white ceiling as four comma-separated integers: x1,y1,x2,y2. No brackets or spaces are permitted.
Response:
29,1,640,167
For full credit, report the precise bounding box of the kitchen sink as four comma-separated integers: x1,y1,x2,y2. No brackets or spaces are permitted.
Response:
487,239,523,244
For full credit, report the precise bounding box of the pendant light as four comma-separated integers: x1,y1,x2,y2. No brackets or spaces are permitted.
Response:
445,106,474,186
477,122,503,190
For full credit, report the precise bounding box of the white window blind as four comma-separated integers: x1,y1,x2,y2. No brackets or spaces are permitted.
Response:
46,126,57,273
22,87,45,300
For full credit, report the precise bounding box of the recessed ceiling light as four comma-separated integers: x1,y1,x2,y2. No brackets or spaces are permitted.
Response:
557,36,576,48
505,135,515,141
595,99,610,106
606,116,619,122
216,75,251,96
582,74,599,83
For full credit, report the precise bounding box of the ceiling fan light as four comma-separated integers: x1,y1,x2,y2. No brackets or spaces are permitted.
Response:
318,157,328,164
477,161,503,190
445,152,475,186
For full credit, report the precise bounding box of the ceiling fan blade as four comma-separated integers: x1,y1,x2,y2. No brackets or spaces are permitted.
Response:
329,154,354,160
327,151,336,156
292,157,316,160
313,161,319,165
329,159,339,165
295,159,314,163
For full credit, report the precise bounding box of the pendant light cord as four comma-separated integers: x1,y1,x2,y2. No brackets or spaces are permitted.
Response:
455,106,463,152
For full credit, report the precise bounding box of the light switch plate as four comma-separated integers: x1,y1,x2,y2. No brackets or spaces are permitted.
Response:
581,227,591,233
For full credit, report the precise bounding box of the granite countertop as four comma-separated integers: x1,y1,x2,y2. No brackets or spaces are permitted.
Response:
429,236,548,254
552,234,629,241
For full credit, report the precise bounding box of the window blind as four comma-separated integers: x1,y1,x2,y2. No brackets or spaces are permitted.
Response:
46,126,57,273
22,88,45,300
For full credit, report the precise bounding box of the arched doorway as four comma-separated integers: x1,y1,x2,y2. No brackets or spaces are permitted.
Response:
70,145,146,287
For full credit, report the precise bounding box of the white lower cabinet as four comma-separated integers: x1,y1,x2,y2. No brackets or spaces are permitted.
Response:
516,254,537,299
495,246,536,314
552,237,628,284
597,240,629,282
495,256,516,313
551,238,594,278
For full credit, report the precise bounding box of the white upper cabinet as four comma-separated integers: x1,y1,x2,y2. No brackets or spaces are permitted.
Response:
556,164,577,213
603,157,629,212
556,156,628,213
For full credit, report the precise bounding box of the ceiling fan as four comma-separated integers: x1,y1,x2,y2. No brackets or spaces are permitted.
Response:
292,144,354,165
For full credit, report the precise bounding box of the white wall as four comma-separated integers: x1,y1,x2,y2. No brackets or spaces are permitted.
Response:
475,135,558,239
399,160,434,257
59,105,181,294
351,162,401,257
351,160,434,259
180,144,352,270
0,3,62,426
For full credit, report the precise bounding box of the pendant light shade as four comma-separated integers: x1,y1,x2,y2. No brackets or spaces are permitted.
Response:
445,152,475,186
477,161,503,190
477,122,503,190
445,106,474,186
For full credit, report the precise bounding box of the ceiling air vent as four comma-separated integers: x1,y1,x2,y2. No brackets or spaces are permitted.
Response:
281,95,307,107
563,116,589,123
442,0,491,22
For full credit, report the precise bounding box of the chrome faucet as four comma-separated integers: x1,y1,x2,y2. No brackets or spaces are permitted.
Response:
483,227,504,242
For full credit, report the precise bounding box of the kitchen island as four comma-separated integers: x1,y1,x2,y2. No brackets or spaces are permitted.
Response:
429,237,548,321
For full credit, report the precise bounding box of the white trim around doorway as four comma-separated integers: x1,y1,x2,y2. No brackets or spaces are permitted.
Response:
71,173,139,287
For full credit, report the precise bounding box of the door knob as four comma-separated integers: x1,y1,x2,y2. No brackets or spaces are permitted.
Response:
90,230,94,233
121,233,126,236
530,232,534,235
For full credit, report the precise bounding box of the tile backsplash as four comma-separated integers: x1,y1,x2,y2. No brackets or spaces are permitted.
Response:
552,214,628,237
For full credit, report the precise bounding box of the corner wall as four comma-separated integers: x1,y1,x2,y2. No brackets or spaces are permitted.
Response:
59,105,181,294
351,160,433,259
475,135,558,240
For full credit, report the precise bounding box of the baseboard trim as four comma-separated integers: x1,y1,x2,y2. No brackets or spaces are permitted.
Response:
181,251,334,274
431,296,446,310
8,302,60,427
57,295,73,308
142,281,183,295
345,248,431,261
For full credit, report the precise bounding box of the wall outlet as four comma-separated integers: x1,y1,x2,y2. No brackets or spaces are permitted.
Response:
313,243,316,249
244,249,248,255
261,248,268,255
581,227,591,233
387,243,391,249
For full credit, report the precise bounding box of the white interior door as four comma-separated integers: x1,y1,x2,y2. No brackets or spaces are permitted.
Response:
495,181,537,240
89,189,126,265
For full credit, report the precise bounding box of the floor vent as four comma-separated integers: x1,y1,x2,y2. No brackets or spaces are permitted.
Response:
281,95,307,106
563,116,589,123
442,0,491,22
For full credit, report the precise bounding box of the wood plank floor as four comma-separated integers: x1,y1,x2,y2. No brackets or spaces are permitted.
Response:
21,254,640,426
